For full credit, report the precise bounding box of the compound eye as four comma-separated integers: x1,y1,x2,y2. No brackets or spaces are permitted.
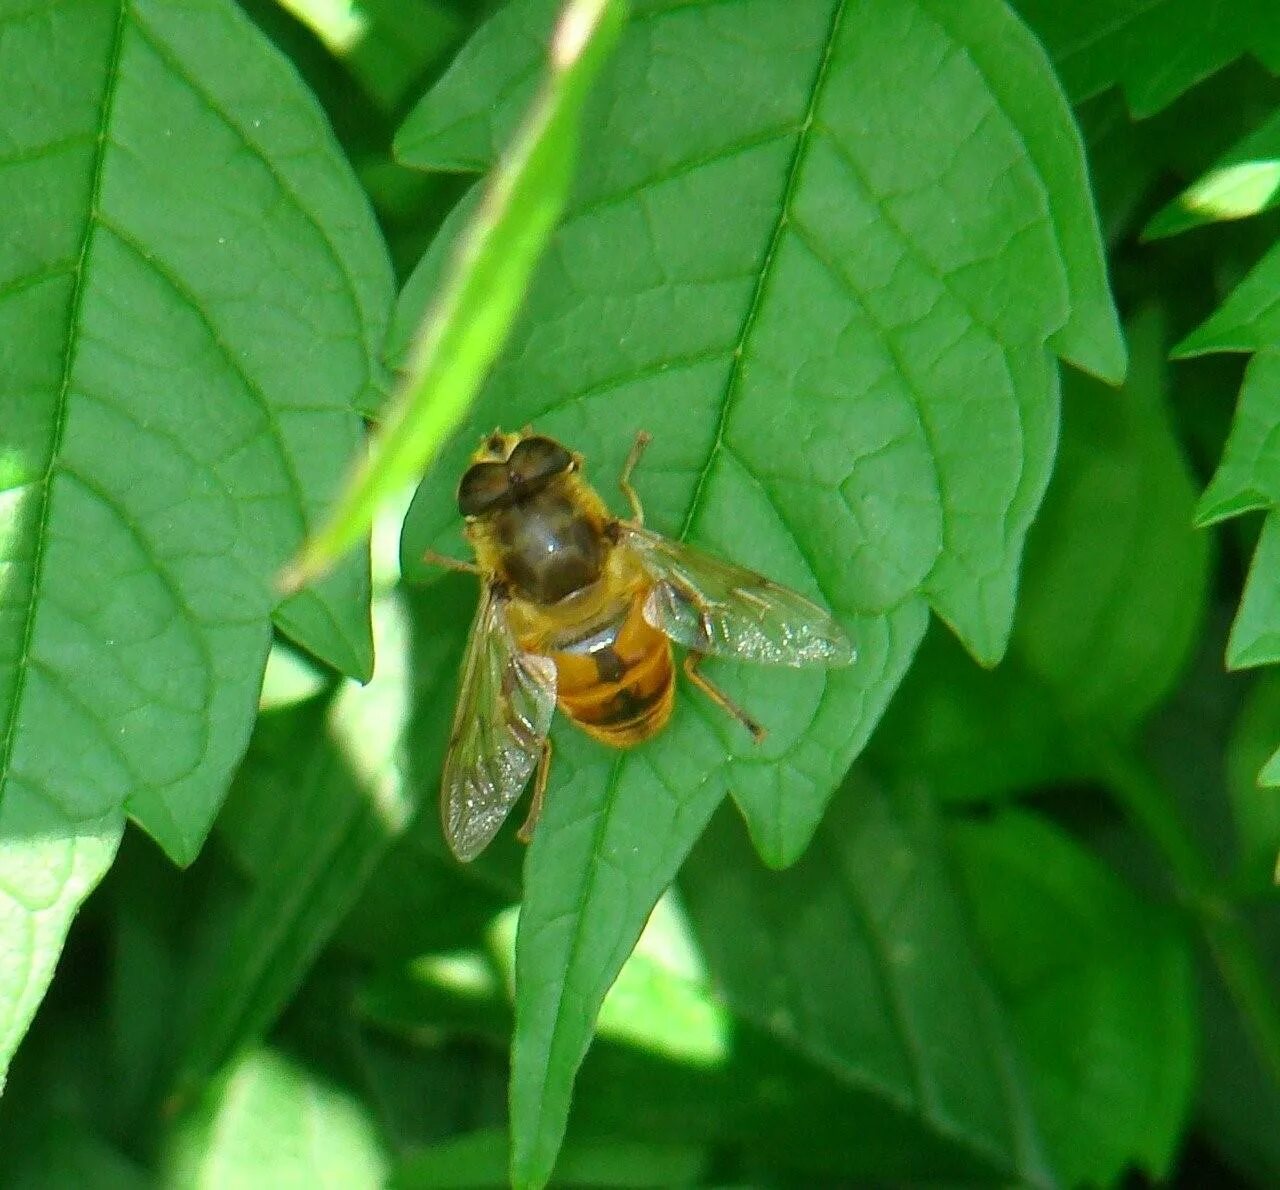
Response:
506,436,573,489
458,461,511,516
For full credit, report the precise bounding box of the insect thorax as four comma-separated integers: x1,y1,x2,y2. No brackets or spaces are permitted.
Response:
478,482,609,605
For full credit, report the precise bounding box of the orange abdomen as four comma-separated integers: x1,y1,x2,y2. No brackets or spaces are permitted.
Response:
549,591,674,747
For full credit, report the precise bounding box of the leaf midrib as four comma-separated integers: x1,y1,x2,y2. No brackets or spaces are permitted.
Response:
518,1,851,1176
676,0,848,546
0,0,130,793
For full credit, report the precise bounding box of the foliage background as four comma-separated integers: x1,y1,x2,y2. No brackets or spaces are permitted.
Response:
2,0,1280,1186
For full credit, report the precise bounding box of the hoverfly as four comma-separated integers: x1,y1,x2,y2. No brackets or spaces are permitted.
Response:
426,429,855,861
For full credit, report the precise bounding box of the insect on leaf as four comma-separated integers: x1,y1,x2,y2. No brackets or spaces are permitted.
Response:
394,0,1122,1184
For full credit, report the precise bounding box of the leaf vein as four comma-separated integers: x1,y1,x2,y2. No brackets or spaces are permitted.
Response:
96,216,311,539
677,0,847,544
0,0,130,797
127,10,371,374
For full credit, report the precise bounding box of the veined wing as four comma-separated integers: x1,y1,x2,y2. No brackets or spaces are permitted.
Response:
622,524,854,667
441,586,557,862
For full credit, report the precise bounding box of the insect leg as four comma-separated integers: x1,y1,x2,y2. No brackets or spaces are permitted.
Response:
682,653,766,743
517,738,554,843
422,549,482,576
618,430,652,524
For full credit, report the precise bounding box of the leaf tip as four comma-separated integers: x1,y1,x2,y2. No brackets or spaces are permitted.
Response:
1194,481,1267,527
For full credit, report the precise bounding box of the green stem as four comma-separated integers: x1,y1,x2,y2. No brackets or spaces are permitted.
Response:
1092,736,1280,1090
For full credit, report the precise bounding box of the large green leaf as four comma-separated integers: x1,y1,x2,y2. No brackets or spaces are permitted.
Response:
951,809,1198,1186
393,1,1121,1183
681,776,1053,1186
0,0,391,1084
1012,0,1280,116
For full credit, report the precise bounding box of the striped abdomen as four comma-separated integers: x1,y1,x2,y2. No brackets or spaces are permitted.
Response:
548,590,673,747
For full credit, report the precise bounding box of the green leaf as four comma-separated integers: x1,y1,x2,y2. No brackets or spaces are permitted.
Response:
284,0,625,589
162,1046,389,1188
680,776,1053,1186
165,592,417,1100
394,1,1121,1182
874,313,1208,800
1145,107,1280,239
0,0,390,1084
1012,0,1280,116
950,809,1198,1186
1228,672,1280,886
394,0,559,172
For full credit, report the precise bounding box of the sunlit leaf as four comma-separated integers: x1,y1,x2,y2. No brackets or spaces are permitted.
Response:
0,0,391,1085
1146,106,1280,239
162,1047,389,1188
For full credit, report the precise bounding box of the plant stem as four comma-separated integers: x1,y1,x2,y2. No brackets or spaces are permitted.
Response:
1092,736,1280,1090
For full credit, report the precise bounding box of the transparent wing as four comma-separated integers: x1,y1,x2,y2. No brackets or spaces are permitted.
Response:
622,524,855,667
441,587,557,862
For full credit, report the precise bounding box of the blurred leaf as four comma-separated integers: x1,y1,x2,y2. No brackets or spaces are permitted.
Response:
874,313,1208,799
163,1046,389,1188
4,1117,151,1190
165,592,417,1101
0,0,391,1087
394,0,559,171
681,776,1053,1187
344,0,467,114
1228,673,1280,886
394,2,1122,1183
284,0,625,588
1147,107,1280,239
1196,905,1280,1186
868,623,1088,803
1015,312,1209,726
1075,92,1161,248
1012,0,1280,116
951,809,1198,1186
392,1128,706,1189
